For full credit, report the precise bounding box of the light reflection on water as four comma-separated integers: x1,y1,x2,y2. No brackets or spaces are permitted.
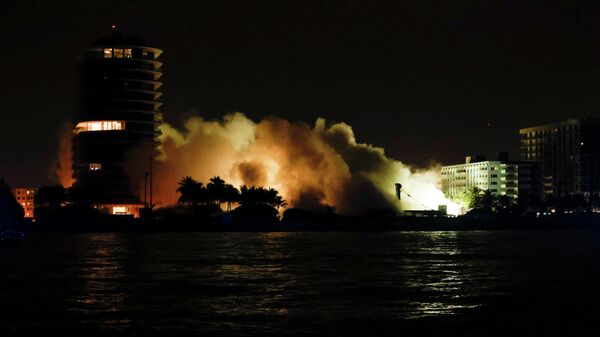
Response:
400,231,481,318
71,233,130,330
67,231,490,325
207,232,294,319
2,231,600,335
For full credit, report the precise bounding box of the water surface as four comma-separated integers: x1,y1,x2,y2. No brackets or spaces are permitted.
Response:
1,231,599,335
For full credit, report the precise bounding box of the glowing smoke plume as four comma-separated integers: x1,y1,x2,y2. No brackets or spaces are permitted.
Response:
154,113,460,215
50,123,75,188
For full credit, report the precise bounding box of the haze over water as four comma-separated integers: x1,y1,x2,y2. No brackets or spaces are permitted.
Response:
1,231,599,335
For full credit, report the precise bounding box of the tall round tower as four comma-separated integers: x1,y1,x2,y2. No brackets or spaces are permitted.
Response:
71,28,163,216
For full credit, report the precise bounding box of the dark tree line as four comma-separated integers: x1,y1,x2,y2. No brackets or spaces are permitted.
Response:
33,185,98,210
0,179,24,229
30,176,287,220
453,187,522,215
454,186,600,215
176,176,286,213
34,185,69,210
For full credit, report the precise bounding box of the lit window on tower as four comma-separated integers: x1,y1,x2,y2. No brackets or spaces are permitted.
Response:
112,206,128,215
114,48,124,58
124,48,132,58
75,121,126,133
103,48,113,58
89,163,102,171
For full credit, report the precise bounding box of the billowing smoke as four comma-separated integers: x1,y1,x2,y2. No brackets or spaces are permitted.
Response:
50,123,75,188
154,113,460,215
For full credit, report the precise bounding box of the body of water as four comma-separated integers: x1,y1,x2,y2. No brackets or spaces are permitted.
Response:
1,231,599,336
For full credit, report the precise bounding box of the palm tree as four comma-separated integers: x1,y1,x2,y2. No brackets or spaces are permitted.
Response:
207,176,226,207
496,195,514,213
238,185,254,206
223,184,240,212
267,188,287,210
467,187,483,209
238,185,286,209
176,176,202,206
473,189,497,212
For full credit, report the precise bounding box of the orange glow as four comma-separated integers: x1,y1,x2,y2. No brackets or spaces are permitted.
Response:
152,113,459,215
75,121,125,134
51,123,75,188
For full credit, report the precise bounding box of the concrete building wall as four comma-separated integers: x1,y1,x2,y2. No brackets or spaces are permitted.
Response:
442,158,542,201
520,118,600,198
71,30,163,206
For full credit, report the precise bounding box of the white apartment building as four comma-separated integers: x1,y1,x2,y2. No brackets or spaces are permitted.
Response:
441,158,522,199
442,152,543,200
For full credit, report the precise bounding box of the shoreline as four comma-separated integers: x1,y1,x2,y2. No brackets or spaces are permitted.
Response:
24,213,600,233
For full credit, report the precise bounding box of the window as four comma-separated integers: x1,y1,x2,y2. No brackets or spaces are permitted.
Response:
124,48,132,58
75,120,126,133
89,163,102,171
103,48,113,58
114,48,124,58
142,50,154,59
112,206,128,215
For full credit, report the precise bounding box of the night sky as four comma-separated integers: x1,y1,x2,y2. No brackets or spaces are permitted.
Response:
2,0,600,187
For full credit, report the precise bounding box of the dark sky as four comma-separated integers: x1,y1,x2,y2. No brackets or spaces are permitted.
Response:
2,0,600,187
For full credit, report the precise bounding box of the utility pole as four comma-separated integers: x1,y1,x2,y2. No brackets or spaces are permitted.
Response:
395,183,402,200
144,171,149,208
149,156,153,209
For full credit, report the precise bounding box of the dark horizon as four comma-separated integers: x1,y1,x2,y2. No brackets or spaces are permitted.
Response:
2,0,600,187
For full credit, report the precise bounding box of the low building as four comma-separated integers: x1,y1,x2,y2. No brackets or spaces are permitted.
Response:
441,155,542,201
11,187,37,218
96,203,143,218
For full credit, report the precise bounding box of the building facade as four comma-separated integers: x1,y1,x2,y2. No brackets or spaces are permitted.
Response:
441,156,542,201
11,187,37,218
71,29,163,216
519,118,600,199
